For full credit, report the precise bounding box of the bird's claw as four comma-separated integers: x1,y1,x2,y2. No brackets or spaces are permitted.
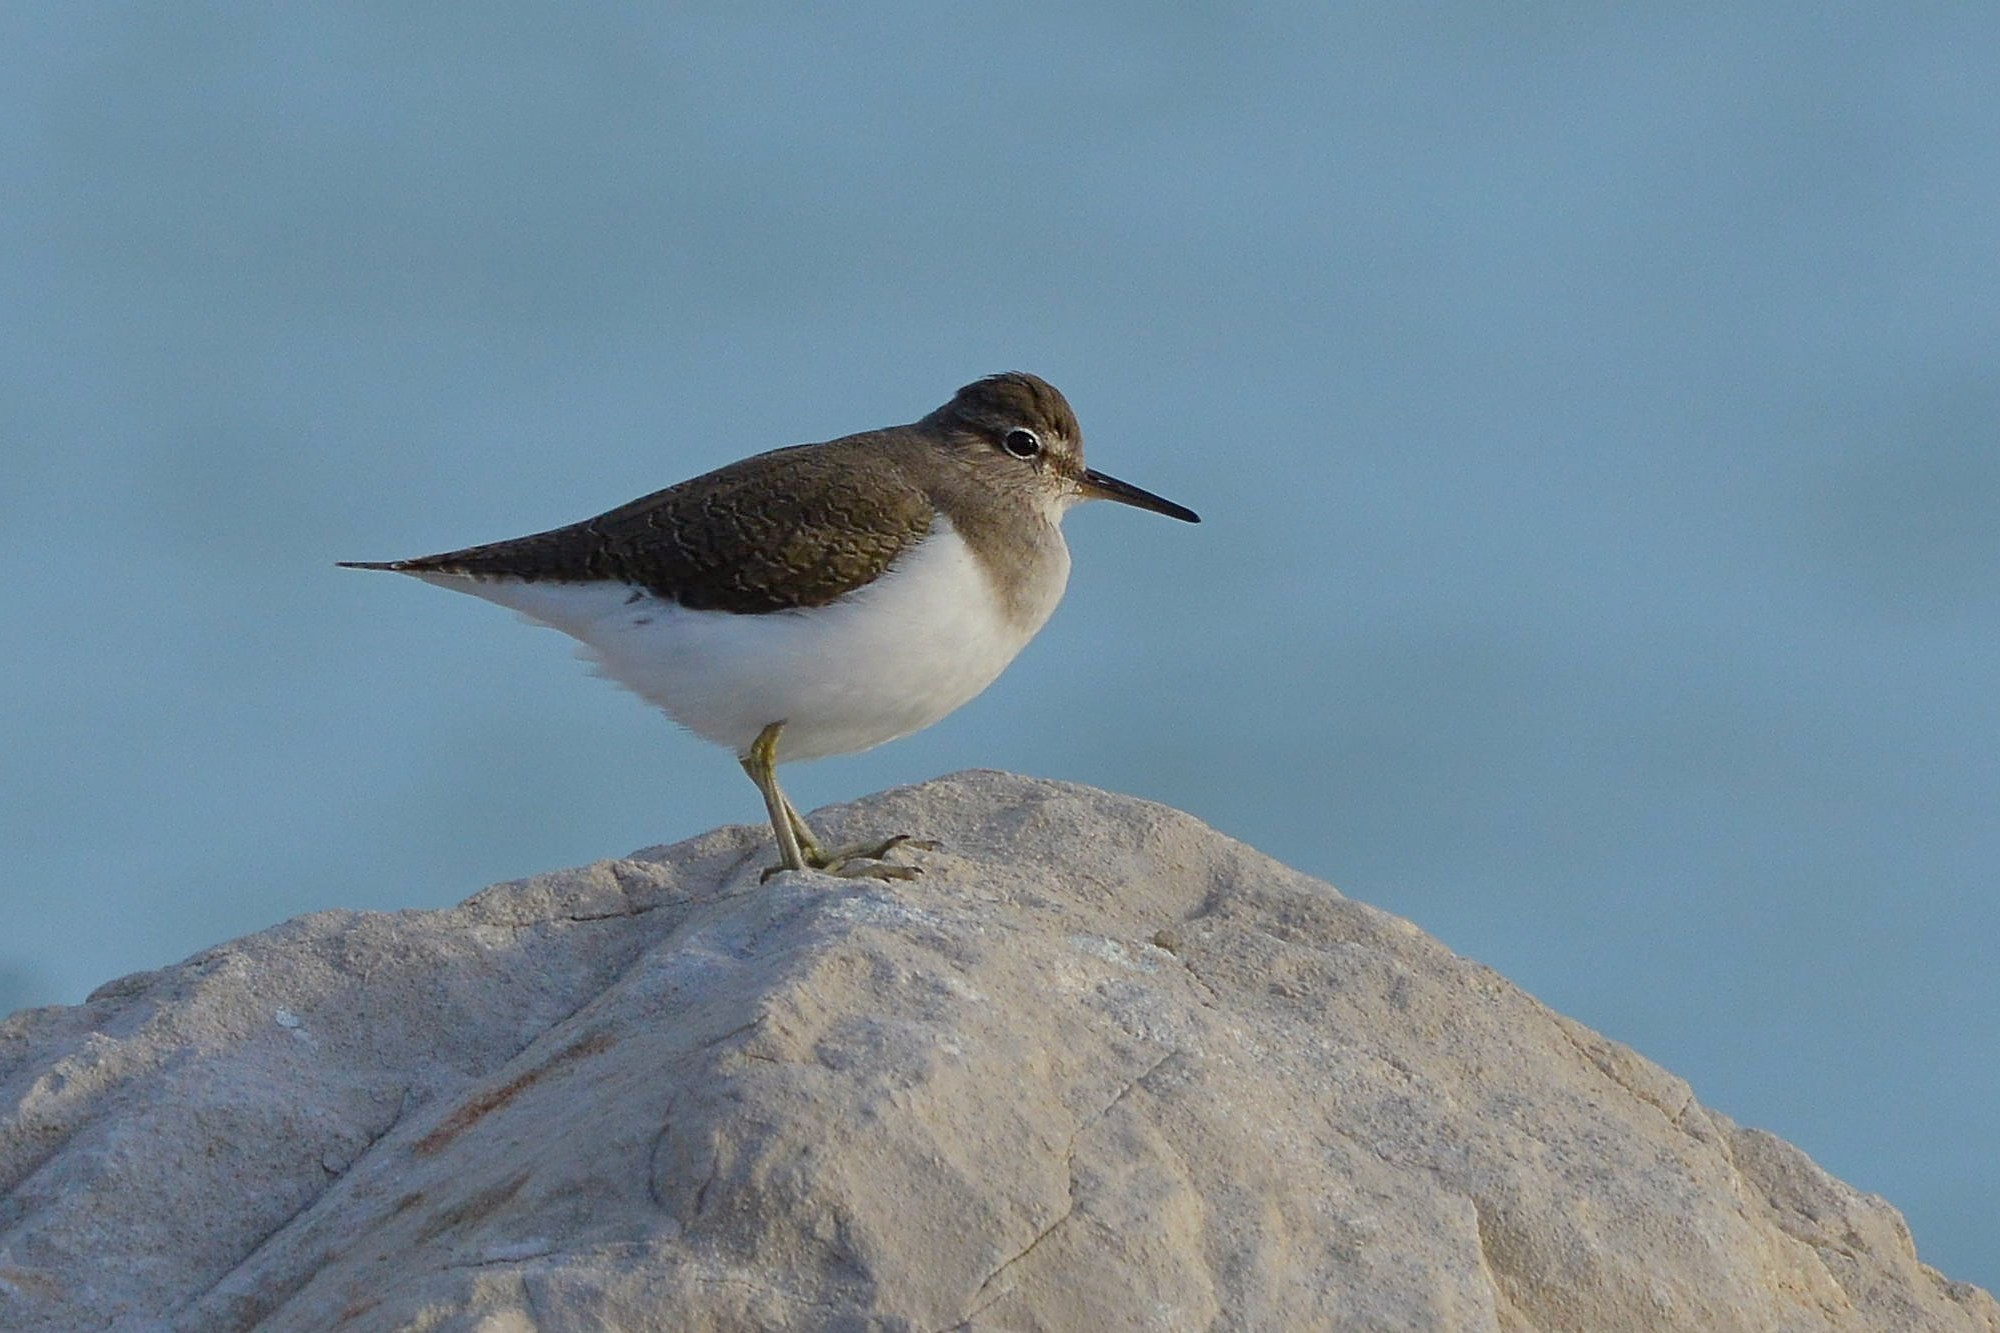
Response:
759,832,938,883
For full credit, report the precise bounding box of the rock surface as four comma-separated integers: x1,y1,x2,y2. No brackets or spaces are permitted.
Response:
0,771,1992,1332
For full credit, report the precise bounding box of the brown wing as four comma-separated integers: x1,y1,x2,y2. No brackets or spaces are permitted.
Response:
342,435,936,614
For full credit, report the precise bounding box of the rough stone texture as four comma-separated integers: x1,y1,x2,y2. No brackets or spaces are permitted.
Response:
0,771,1991,1332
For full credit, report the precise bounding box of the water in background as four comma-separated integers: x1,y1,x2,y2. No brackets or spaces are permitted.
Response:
3,4,1995,1287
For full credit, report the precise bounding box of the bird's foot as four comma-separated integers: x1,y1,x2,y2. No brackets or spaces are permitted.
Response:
760,834,940,883
816,833,942,881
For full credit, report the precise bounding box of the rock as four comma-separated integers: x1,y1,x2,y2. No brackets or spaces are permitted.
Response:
0,771,1991,1332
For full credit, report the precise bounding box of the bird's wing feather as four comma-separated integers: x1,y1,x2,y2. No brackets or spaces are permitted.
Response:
345,437,936,614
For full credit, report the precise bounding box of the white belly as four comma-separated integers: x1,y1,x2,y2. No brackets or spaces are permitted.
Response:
408,518,1069,763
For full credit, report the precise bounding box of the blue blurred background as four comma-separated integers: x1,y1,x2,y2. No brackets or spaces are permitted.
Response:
3,3,1995,1287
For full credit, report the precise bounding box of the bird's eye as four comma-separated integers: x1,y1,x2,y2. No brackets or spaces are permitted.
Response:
1002,428,1043,459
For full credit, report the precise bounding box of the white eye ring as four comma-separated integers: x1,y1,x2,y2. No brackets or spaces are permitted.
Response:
1002,428,1043,459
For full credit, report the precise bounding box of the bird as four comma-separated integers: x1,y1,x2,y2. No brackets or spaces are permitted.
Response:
341,372,1199,879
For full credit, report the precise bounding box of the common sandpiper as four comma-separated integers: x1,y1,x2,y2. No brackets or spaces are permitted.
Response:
342,372,1199,879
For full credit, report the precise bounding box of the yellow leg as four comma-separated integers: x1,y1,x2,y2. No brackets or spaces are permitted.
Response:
739,723,809,873
738,722,932,881
779,792,825,860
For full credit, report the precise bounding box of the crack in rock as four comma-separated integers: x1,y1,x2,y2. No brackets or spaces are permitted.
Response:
948,1047,1181,1330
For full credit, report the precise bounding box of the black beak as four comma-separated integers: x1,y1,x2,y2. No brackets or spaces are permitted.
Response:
1080,468,1201,523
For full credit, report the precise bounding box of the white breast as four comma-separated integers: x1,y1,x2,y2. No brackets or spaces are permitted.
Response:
409,516,1070,763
